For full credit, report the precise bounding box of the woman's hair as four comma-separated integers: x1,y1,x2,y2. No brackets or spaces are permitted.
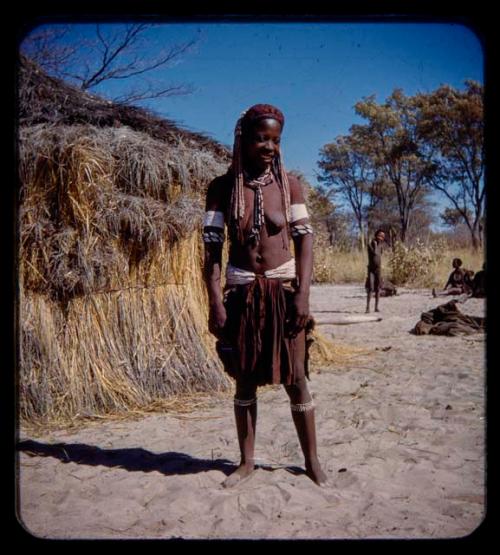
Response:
229,103,291,244
452,258,463,267
240,104,285,136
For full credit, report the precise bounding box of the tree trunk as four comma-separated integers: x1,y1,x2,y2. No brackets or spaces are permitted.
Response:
470,218,483,251
400,220,407,243
328,230,335,247
470,228,481,251
358,219,366,251
359,231,366,251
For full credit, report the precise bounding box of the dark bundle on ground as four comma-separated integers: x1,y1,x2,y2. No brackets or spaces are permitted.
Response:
411,300,486,336
379,279,397,297
18,56,233,426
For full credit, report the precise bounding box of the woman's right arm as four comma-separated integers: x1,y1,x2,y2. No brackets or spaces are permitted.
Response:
203,178,227,338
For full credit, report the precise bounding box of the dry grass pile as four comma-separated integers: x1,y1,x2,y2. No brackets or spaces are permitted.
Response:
308,329,371,369
18,58,233,426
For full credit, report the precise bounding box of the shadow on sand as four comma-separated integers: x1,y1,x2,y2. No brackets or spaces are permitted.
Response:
17,440,305,478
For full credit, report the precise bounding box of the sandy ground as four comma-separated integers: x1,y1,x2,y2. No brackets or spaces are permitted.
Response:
16,284,486,540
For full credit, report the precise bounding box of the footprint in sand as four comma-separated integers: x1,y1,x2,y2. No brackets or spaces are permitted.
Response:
332,469,359,489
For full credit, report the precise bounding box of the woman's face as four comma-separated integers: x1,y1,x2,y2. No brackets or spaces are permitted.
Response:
242,118,282,172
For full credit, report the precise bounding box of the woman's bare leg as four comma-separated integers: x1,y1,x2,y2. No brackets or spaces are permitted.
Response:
433,287,462,297
223,380,258,488
284,378,328,486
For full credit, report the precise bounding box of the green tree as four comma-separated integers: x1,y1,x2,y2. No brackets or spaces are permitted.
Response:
416,81,484,250
318,134,382,250
363,176,398,239
353,89,436,243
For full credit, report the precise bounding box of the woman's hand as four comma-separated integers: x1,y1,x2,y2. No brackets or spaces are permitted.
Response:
288,291,310,338
208,302,227,339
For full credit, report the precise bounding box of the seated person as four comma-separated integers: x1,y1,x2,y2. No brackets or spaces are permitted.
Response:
432,258,470,297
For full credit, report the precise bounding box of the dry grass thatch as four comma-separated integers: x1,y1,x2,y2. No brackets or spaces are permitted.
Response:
18,55,231,159
18,57,233,426
18,123,228,302
20,269,229,424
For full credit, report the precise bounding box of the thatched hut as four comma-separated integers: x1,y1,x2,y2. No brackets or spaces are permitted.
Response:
17,56,233,425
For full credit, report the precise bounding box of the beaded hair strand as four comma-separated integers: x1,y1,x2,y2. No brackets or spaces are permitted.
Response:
230,110,247,244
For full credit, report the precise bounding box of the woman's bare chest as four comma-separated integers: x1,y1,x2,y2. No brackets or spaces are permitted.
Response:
242,180,286,231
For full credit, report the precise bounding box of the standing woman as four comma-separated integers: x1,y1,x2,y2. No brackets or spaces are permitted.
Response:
365,229,386,313
202,104,327,487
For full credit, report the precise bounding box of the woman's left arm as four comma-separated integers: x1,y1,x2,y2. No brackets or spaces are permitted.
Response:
288,175,313,336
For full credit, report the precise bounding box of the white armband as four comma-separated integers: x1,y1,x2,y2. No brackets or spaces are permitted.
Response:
203,210,225,229
290,203,309,223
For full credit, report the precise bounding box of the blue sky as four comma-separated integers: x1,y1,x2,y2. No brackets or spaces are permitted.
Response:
21,21,484,222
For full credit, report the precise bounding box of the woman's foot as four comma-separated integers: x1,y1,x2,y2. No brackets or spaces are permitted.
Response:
222,461,255,488
305,458,328,486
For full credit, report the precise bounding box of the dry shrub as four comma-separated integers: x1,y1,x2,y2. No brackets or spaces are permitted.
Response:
313,244,366,284
388,239,485,288
388,238,448,287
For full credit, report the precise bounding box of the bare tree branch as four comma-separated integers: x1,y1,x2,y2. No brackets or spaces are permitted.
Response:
20,23,198,105
20,26,77,74
81,24,150,89
113,82,195,104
